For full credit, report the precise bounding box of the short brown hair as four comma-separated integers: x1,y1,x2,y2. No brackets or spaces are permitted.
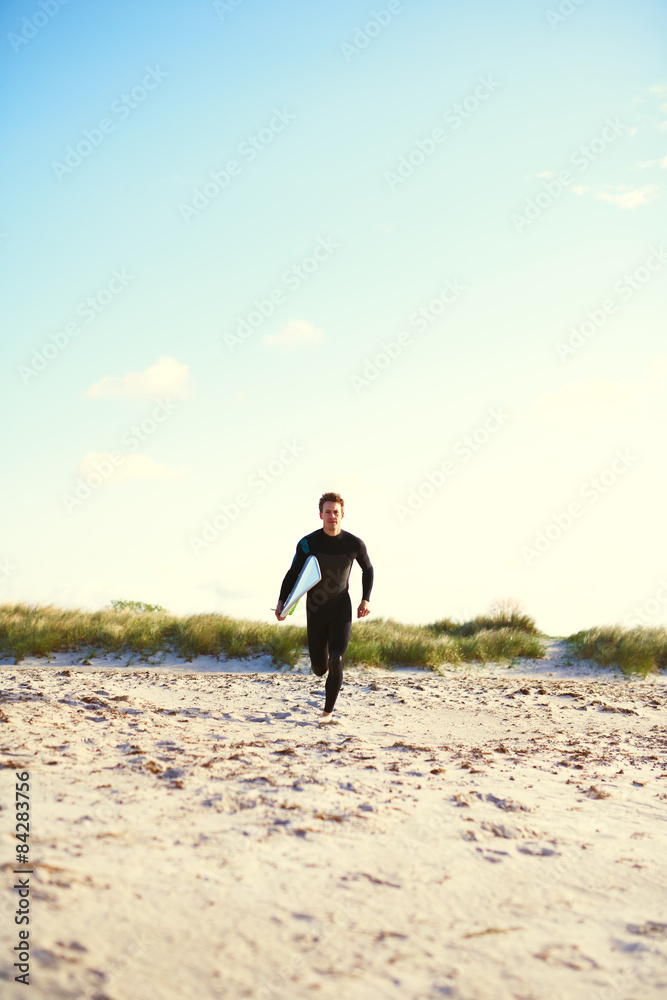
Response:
319,492,344,513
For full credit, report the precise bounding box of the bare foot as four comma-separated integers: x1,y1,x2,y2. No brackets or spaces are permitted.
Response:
318,712,333,724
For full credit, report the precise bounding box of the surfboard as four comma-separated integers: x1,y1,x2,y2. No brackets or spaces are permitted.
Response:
282,555,322,617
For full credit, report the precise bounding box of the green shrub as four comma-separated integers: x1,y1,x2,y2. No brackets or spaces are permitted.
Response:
567,625,667,677
428,600,540,638
347,617,543,669
109,599,167,613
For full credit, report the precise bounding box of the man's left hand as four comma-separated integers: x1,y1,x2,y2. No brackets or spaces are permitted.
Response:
357,600,370,619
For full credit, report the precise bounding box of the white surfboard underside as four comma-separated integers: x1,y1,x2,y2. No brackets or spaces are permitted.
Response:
282,555,322,616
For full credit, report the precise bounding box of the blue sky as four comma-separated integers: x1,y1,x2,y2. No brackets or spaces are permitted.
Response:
2,0,666,635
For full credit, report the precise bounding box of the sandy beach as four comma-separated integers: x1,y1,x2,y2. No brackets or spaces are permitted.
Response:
1,645,666,1000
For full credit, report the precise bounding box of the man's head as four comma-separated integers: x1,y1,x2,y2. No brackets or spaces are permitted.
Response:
319,492,344,536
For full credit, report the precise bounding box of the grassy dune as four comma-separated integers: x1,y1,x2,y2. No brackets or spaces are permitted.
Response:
4,603,664,675
566,625,667,678
0,602,545,670
0,603,305,668
348,616,544,669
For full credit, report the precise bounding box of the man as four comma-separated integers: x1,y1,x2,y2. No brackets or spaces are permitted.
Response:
275,492,374,724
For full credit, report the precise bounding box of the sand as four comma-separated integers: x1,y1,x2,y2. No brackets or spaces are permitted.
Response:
1,643,666,1000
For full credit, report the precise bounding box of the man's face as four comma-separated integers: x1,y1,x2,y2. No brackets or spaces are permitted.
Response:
320,501,343,535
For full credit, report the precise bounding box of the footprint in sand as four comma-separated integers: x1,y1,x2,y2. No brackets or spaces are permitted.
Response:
475,847,510,863
517,843,561,856
535,943,598,970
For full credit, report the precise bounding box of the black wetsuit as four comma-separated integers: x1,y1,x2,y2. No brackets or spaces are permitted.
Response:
279,529,374,713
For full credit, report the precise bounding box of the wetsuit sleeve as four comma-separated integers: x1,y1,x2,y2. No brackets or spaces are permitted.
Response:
278,541,308,604
356,540,374,602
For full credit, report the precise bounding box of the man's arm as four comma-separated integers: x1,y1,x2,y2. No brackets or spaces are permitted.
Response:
356,539,374,602
275,540,308,621
356,539,373,617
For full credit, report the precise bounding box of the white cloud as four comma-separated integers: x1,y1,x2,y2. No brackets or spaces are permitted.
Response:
79,451,186,485
595,184,660,210
572,181,661,208
536,171,554,179
661,156,667,169
636,160,657,168
85,356,193,399
261,319,325,350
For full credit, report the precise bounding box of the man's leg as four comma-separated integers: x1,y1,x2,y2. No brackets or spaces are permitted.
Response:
306,614,328,679
307,615,335,723
322,617,352,714
306,611,351,719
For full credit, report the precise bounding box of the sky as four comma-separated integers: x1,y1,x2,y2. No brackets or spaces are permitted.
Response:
2,0,666,637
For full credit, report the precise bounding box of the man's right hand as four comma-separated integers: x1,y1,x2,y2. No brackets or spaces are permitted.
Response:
275,601,286,621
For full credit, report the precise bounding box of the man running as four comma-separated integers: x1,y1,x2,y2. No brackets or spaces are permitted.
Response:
275,492,374,724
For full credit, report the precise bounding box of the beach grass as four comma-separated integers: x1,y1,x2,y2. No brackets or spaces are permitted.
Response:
0,603,307,668
428,605,540,638
0,602,546,670
566,625,667,677
347,617,545,669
